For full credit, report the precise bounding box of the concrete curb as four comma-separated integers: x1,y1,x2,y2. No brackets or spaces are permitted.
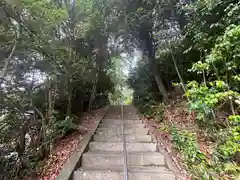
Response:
140,116,185,180
56,107,108,180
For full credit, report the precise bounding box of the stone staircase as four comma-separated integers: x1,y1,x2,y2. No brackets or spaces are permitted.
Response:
73,105,175,180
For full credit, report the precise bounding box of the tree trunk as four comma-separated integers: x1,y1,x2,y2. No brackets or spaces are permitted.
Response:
45,77,53,123
153,64,168,100
33,106,47,155
18,124,26,156
169,49,188,97
0,39,17,86
67,85,73,117
168,44,187,93
148,31,168,100
88,69,99,111
154,74,168,100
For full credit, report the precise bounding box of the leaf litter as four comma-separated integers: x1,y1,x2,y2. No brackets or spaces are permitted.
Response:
25,108,106,180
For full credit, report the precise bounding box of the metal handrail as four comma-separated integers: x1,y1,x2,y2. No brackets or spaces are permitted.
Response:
121,104,128,180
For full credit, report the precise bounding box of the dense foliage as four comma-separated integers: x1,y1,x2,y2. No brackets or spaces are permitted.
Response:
0,0,119,179
127,0,240,179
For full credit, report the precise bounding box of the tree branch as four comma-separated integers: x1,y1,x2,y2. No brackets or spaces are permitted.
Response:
0,39,17,86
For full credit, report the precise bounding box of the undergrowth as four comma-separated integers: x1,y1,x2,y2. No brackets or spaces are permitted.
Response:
171,126,240,179
136,101,240,179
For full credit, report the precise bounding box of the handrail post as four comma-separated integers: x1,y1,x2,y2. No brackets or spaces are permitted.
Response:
121,103,128,180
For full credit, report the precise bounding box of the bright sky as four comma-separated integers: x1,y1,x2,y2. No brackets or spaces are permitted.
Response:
120,49,141,76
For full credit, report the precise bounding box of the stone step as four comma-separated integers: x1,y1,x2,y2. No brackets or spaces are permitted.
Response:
104,116,139,120
123,115,139,119
93,134,153,142
101,119,142,125
81,152,165,169
79,166,173,173
96,127,148,135
104,116,122,119
105,113,138,116
124,112,138,115
74,168,175,180
89,142,156,152
99,123,145,128
73,105,175,180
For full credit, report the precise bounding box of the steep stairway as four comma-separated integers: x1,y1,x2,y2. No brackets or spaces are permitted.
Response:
73,105,175,180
